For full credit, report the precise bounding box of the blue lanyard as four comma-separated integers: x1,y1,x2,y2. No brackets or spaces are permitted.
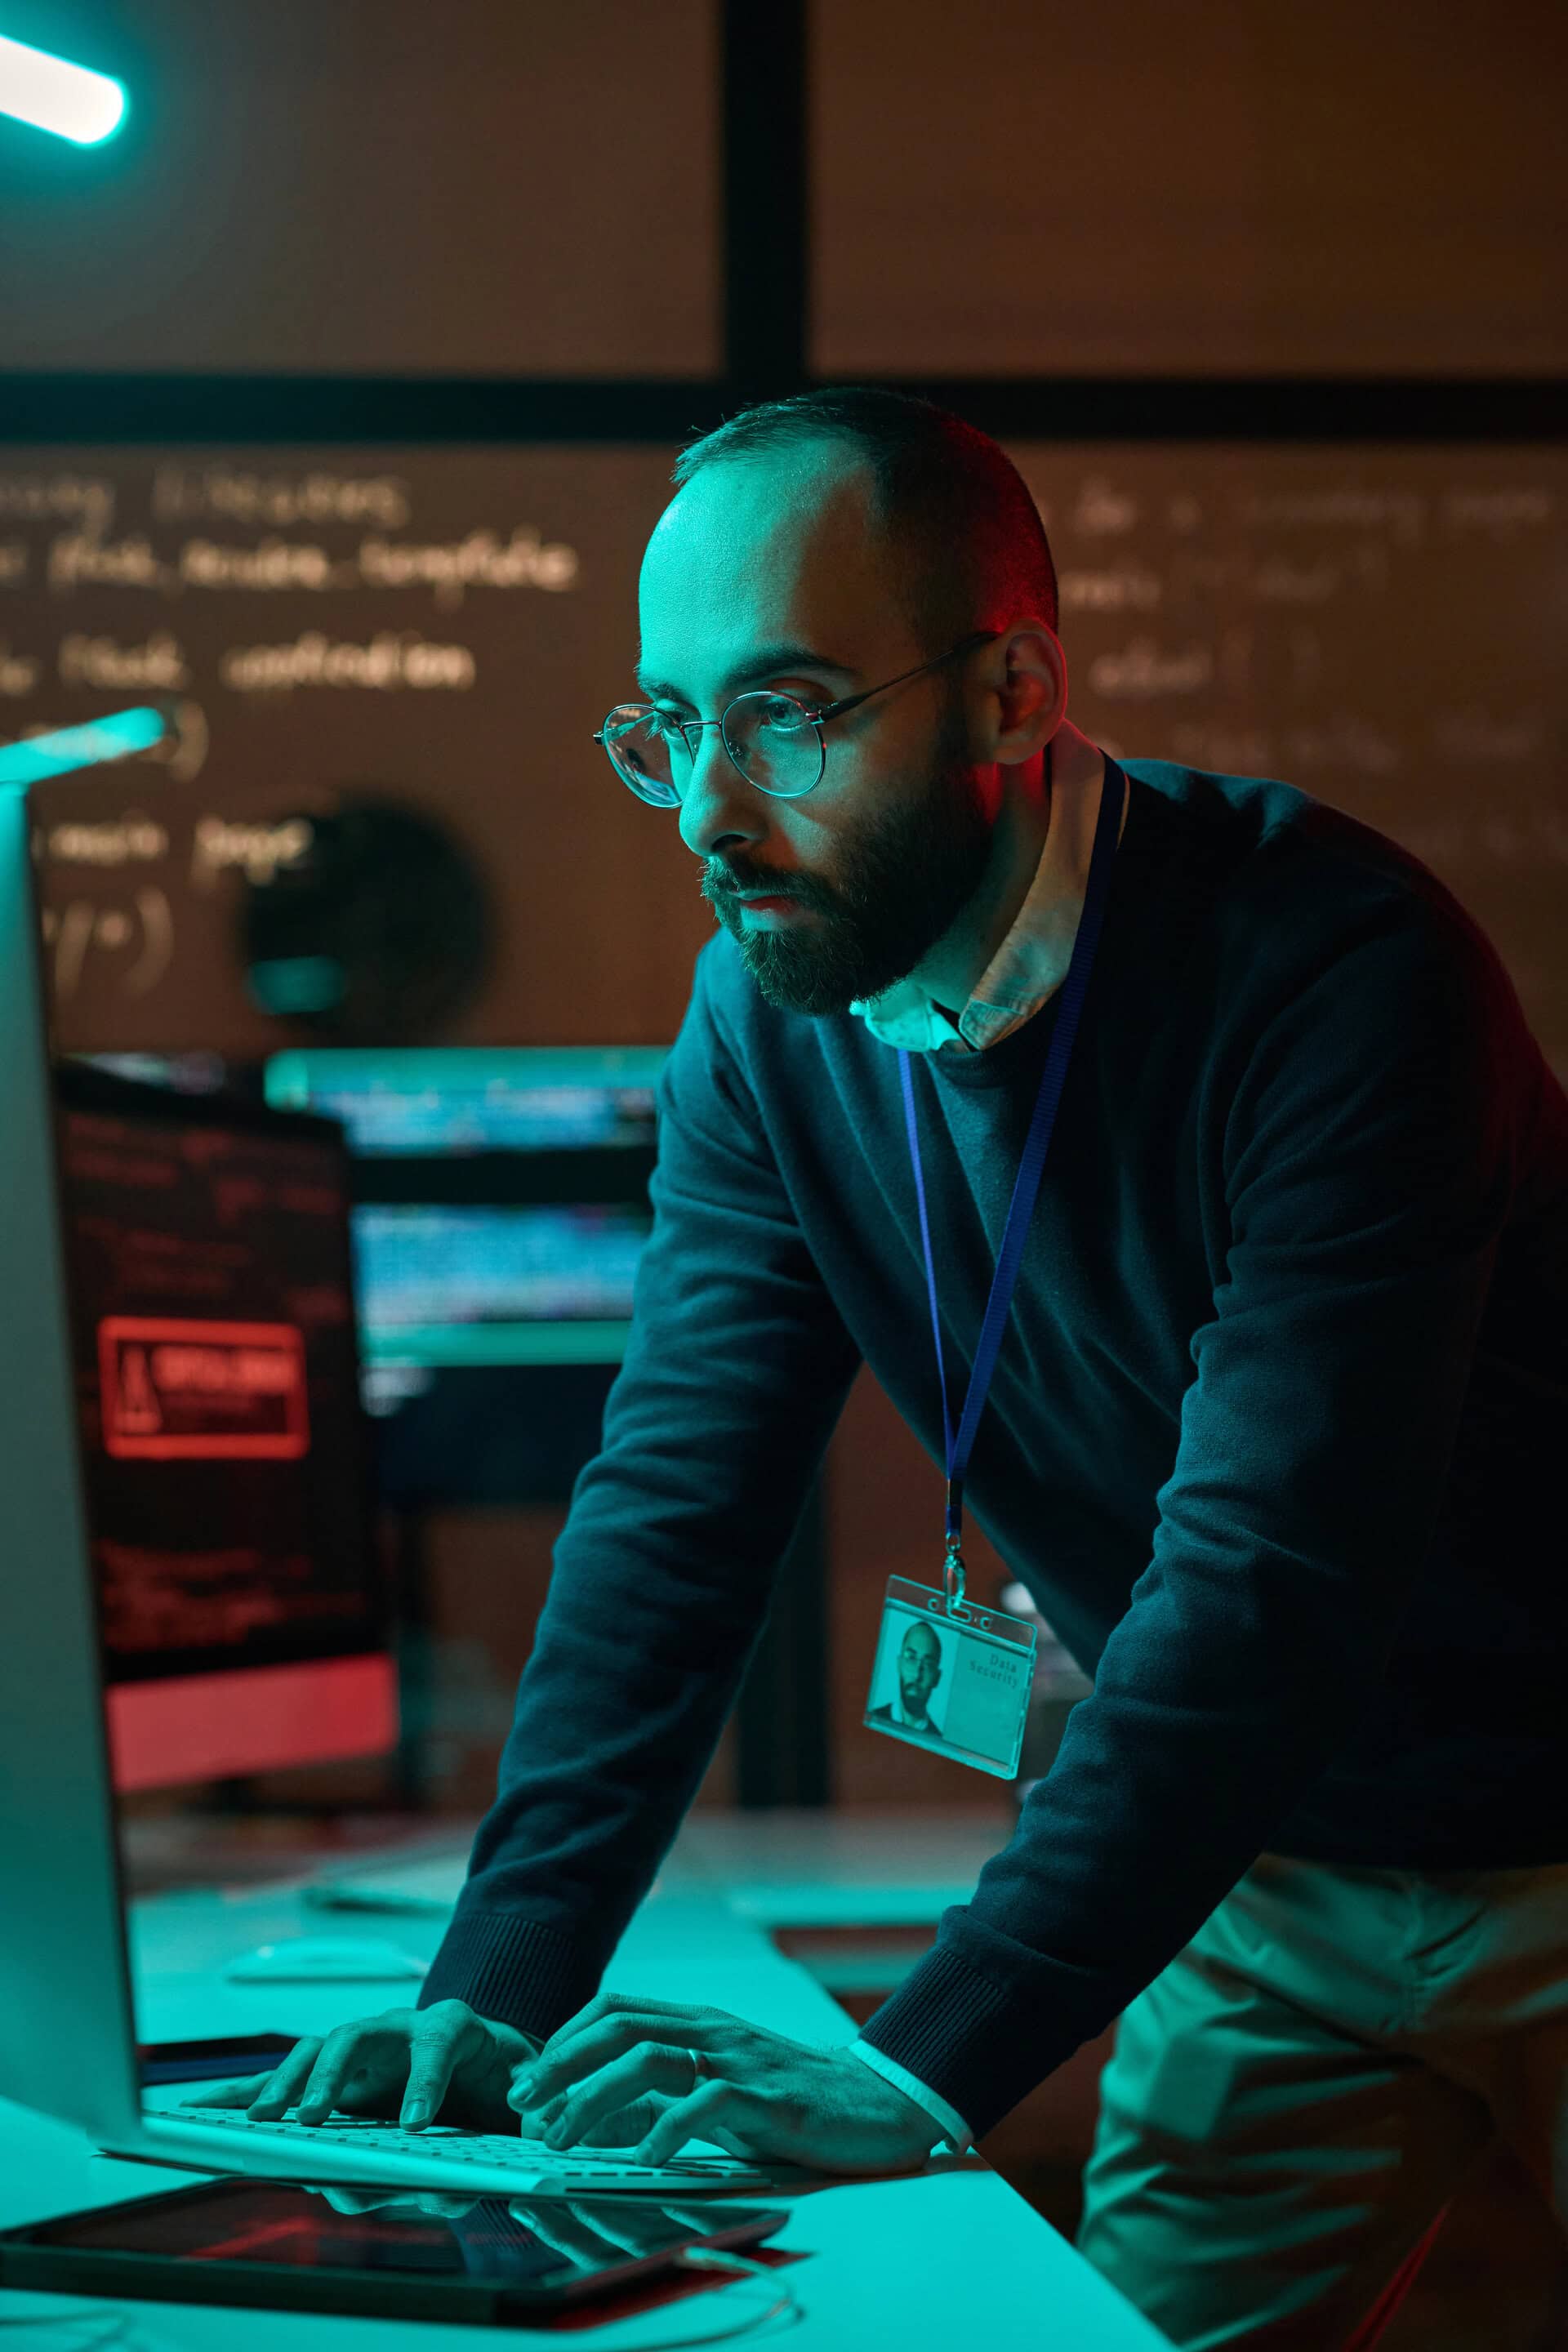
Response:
897,755,1125,1608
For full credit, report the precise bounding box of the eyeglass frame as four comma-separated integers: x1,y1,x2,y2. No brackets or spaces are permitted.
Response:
592,627,1002,801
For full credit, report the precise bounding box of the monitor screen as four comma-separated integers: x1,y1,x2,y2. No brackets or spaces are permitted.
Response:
266,1047,664,1156
53,1064,395,1791
265,1049,665,1370
350,1204,649,1366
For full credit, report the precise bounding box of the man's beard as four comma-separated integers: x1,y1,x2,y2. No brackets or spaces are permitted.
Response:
705,688,996,1021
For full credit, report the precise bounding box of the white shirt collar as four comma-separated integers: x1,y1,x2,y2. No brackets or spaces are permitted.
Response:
849,751,1126,1055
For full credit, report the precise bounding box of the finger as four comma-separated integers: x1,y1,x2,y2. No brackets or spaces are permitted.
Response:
517,2011,731,2107
519,2089,673,2147
634,2077,757,2168
398,2002,482,2130
546,2044,702,2149
295,2016,411,2123
244,2038,325,2118
180,2069,274,2109
541,1993,707,2059
508,2093,559,2138
540,1997,717,2068
526,1993,713,2088
577,2093,673,2148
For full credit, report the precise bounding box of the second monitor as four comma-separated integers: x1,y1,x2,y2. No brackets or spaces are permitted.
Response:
265,1048,669,1507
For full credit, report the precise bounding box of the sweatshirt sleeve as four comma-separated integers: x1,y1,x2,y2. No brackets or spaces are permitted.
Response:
418,945,862,2038
858,895,1520,2138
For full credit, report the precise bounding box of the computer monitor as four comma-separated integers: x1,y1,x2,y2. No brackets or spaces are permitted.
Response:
264,1047,666,1372
261,1049,669,1509
0,724,400,2140
0,720,167,2132
53,1061,397,1792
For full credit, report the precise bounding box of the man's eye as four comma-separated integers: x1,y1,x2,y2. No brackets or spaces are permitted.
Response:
758,695,820,730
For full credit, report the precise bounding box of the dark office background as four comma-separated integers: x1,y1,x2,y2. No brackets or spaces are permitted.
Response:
2,0,1565,1824
3,6,1565,2330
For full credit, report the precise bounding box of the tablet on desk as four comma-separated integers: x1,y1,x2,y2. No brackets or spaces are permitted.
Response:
138,2033,300,2086
0,2177,790,2323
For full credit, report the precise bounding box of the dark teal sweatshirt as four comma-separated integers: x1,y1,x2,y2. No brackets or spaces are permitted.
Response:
420,755,1568,2140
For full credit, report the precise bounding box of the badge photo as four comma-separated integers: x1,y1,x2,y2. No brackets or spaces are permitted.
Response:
864,1575,1036,1780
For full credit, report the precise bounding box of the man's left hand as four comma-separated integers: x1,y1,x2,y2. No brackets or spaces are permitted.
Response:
507,1993,941,2175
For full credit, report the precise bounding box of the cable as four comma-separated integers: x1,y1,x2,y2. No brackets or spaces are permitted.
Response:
671,2246,799,2336
640,2244,801,2344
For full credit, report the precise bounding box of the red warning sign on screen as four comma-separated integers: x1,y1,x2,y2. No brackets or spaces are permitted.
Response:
98,1317,310,1460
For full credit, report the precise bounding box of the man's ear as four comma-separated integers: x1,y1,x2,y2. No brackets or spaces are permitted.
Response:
986,621,1063,768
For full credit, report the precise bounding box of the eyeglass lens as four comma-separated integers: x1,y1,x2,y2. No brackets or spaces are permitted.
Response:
603,694,821,804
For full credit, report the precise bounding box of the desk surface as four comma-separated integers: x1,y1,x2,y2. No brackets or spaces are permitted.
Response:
0,1815,1171,2350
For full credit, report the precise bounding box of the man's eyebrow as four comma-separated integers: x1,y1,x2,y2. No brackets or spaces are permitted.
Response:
633,644,858,703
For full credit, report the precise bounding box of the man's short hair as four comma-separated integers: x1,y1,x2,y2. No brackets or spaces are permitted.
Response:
670,385,1059,662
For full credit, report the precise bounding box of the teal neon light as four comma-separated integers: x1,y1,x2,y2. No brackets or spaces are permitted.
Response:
0,707,165,791
265,1045,670,1106
0,33,127,145
360,1321,631,1368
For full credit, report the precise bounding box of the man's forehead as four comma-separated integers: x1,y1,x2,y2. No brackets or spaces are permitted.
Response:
666,441,873,532
636,452,889,685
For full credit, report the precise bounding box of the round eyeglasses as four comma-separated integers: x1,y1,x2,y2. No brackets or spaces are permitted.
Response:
593,630,1000,806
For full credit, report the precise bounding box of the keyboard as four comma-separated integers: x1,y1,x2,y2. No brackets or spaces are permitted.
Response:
143,2105,778,2198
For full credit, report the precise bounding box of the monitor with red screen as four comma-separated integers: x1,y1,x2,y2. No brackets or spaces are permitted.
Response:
53,1061,396,1790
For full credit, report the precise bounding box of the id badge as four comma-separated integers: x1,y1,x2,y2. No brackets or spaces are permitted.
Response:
864,1572,1037,1780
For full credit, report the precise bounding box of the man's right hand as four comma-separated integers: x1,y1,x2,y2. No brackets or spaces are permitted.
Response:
180,1999,542,2136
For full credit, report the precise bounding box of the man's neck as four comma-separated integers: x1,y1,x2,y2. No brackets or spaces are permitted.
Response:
909,723,1102,1014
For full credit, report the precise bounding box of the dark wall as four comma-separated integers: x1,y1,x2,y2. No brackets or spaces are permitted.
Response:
0,0,718,376
812,0,1567,377
6,438,1564,1078
5,0,1559,381
8,444,693,1053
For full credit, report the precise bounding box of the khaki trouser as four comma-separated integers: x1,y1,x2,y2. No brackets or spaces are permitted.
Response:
1075,1851,1568,2350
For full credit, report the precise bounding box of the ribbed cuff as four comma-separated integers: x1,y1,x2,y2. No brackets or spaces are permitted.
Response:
416,1909,606,2043
846,2038,973,2154
858,1922,1136,2143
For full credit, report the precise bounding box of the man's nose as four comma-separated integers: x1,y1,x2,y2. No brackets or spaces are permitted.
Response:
677,729,769,859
